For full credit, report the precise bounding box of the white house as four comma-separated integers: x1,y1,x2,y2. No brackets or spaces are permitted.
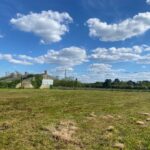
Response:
40,71,54,89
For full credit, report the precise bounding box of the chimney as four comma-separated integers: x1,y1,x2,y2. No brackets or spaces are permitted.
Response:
44,70,47,75
25,72,28,76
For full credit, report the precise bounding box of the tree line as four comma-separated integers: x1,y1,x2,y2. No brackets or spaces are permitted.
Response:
83,79,150,89
0,80,20,88
1,77,150,90
54,78,150,90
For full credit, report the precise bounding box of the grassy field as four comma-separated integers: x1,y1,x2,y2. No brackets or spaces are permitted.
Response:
0,89,150,150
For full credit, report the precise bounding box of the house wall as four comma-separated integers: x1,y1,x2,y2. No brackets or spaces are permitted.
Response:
16,81,33,89
40,79,53,89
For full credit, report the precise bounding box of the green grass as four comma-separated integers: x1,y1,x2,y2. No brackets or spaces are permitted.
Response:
0,89,150,150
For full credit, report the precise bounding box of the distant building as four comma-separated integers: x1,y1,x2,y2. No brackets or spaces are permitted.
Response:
15,70,53,89
40,70,54,89
9,71,22,79
16,79,33,89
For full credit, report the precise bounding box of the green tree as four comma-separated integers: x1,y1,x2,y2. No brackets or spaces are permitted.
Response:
103,79,112,88
32,75,42,89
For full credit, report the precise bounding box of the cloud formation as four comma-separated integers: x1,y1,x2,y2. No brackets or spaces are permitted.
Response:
0,46,87,68
10,10,73,44
78,63,150,82
36,46,87,66
87,12,150,41
90,45,150,64
89,63,112,73
18,46,87,67
146,0,150,5
85,63,124,81
77,62,119,82
0,53,32,65
2,45,150,82
2,45,150,66
79,70,150,82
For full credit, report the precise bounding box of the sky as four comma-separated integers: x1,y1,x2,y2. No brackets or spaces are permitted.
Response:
0,0,150,82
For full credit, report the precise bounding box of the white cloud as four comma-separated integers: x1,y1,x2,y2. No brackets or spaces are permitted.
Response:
87,12,150,41
0,53,32,65
55,66,74,72
77,63,119,82
118,72,150,81
79,71,150,83
0,46,87,67
146,0,150,5
90,45,150,64
49,66,74,78
89,63,112,73
18,55,35,61
78,63,150,82
16,46,87,78
2,48,150,82
10,10,73,44
85,63,124,81
18,46,88,67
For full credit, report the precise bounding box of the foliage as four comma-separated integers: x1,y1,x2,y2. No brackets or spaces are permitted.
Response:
0,80,20,88
54,78,83,88
83,79,150,90
31,75,42,89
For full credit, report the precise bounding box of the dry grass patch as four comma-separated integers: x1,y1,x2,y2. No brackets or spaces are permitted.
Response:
139,112,150,116
102,115,114,120
146,118,150,121
42,120,83,148
106,126,115,132
51,120,78,142
0,119,17,131
113,142,125,149
136,121,145,125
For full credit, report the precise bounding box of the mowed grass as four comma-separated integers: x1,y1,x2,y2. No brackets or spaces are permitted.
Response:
0,89,150,150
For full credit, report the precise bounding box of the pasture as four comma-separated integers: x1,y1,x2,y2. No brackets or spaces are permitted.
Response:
0,89,150,150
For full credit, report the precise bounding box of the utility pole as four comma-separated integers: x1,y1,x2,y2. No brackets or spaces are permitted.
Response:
75,78,78,88
21,75,23,88
65,69,67,79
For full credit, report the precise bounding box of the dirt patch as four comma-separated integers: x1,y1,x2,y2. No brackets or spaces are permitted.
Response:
136,121,145,126
43,120,83,148
146,118,150,121
106,126,115,132
113,142,125,149
51,120,77,141
139,112,150,116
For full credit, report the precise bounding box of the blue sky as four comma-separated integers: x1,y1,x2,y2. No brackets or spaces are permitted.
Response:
0,0,150,82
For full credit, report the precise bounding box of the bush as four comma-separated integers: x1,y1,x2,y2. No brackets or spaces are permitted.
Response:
32,75,42,89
